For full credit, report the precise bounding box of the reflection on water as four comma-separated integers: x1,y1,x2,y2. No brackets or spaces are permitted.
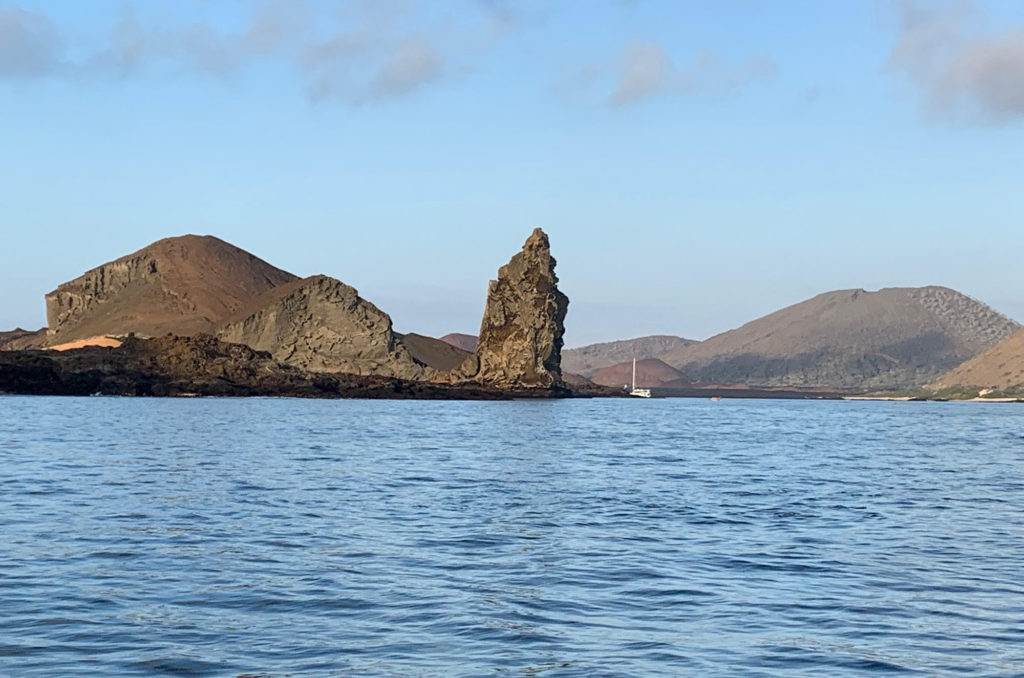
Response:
1,396,1023,676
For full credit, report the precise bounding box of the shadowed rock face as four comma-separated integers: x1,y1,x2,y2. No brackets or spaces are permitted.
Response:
216,275,431,380
455,229,568,389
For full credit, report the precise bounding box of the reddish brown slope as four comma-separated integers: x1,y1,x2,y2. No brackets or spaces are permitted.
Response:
562,335,697,377
930,328,1024,393
590,358,686,388
440,333,478,352
45,235,298,344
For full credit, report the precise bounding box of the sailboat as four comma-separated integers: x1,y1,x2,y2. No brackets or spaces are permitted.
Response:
629,357,652,398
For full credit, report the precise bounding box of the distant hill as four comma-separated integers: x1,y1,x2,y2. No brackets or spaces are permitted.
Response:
930,328,1024,394
589,358,686,388
440,333,478,352
0,327,44,350
45,235,297,345
0,328,46,351
659,287,1019,389
399,333,471,372
562,335,697,377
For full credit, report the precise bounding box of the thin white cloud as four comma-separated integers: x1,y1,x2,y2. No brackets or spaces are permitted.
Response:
888,0,1024,123
603,42,776,106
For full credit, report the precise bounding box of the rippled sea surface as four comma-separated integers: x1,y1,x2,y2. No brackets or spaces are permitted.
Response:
2,397,1024,677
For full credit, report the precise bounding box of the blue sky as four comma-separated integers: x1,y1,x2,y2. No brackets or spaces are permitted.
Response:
2,0,1023,346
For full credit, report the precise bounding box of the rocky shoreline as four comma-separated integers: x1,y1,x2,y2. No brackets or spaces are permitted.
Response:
0,335,619,400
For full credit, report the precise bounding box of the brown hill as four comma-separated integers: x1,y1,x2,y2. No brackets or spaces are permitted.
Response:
590,358,686,388
45,235,297,345
440,333,478,352
930,328,1024,394
399,333,471,372
660,286,1018,389
0,328,47,351
216,274,430,380
562,335,696,377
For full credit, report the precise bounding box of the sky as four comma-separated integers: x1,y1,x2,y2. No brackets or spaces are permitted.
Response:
1,0,1023,347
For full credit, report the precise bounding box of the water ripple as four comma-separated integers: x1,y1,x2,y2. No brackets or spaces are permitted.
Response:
1,396,1023,676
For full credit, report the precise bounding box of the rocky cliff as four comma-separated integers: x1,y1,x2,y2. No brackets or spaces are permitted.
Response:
454,229,568,389
44,235,297,344
216,275,430,380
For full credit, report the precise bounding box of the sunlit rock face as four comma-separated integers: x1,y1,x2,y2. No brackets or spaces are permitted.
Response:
217,274,431,380
455,228,568,389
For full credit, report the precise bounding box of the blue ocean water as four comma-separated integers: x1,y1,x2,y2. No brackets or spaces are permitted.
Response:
1,396,1023,677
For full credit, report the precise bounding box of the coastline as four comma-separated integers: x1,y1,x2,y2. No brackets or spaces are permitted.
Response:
0,336,624,401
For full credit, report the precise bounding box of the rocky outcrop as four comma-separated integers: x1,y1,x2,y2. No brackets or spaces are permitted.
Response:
44,235,297,345
216,275,431,380
454,229,568,389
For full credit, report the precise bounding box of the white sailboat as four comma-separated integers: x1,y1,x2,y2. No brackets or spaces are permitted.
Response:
629,357,652,398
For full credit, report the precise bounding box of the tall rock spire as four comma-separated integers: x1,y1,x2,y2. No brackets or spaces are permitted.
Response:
456,228,569,389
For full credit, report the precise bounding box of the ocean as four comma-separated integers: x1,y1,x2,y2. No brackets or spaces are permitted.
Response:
2,396,1022,676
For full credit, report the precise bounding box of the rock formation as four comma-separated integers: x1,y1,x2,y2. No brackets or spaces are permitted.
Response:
216,275,430,380
454,229,568,389
45,235,297,345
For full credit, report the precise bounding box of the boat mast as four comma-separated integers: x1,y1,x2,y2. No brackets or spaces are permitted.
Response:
632,357,636,391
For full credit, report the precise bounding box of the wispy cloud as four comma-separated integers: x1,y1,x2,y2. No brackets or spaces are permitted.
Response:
582,42,776,107
887,0,1024,123
370,37,442,97
0,0,515,104
0,5,60,78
